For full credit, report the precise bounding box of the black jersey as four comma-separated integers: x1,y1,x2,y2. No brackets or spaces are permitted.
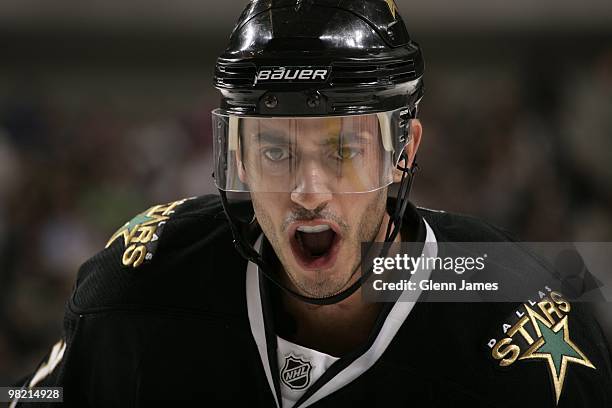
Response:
12,195,612,407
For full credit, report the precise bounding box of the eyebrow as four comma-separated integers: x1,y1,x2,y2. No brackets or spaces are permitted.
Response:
256,130,293,145
322,133,373,146
253,130,373,146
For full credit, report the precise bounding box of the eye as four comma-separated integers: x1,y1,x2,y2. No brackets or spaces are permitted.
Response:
263,146,290,161
334,146,361,160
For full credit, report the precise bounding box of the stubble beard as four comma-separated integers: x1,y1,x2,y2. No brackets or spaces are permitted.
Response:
252,191,387,298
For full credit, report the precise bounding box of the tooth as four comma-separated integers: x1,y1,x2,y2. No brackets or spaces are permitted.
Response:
297,225,331,233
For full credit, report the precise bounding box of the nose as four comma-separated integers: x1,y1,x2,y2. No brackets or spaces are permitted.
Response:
290,158,333,210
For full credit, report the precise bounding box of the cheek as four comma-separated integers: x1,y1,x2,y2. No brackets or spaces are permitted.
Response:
252,193,290,235
344,191,387,239
337,193,384,228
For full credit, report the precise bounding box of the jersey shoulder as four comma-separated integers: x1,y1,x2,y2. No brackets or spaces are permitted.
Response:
417,206,518,242
69,195,248,315
412,207,612,406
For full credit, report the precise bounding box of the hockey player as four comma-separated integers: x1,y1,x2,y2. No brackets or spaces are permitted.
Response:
12,1,612,407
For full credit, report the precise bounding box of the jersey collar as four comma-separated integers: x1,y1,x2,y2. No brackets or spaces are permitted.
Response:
246,211,438,408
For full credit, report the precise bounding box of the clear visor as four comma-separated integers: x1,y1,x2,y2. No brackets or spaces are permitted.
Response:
212,107,411,193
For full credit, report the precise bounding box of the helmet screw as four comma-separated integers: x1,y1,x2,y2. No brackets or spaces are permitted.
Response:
264,95,278,108
307,94,320,108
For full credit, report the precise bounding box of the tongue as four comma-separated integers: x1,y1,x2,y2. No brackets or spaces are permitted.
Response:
298,230,335,257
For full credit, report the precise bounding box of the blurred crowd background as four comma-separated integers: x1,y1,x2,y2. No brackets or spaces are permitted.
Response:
1,0,611,386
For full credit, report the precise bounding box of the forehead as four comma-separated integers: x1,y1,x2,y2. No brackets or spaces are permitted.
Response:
240,115,379,135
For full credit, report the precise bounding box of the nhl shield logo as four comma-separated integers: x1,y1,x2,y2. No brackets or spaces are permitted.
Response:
281,354,312,390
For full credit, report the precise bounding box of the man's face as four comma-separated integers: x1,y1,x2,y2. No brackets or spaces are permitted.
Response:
239,116,390,298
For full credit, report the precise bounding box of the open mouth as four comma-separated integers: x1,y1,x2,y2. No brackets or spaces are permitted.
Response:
289,221,342,270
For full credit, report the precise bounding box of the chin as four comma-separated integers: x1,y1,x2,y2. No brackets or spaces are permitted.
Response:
287,262,354,297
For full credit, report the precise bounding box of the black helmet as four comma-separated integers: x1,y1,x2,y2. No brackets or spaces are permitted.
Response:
214,0,424,117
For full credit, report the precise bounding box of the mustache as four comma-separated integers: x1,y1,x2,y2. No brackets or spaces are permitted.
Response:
281,205,348,233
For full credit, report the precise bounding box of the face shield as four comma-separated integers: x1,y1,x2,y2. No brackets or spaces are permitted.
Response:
212,107,412,194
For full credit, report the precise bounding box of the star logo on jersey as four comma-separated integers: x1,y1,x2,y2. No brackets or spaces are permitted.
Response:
487,290,596,405
105,197,193,268
384,0,398,19
106,212,167,249
519,306,595,404
281,354,312,390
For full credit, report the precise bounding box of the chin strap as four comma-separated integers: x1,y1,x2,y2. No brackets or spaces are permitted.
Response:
219,155,419,306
